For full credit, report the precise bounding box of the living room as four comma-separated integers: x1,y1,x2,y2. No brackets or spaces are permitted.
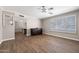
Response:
0,6,79,53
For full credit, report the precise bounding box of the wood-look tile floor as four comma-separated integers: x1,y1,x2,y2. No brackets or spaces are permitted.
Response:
0,32,79,53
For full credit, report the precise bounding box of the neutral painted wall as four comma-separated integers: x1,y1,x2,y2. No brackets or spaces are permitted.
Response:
27,16,41,29
0,9,2,43
14,13,41,36
26,16,41,36
42,10,79,41
15,16,26,32
0,9,15,44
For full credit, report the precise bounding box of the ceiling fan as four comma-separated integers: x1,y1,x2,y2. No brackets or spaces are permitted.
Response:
39,6,54,14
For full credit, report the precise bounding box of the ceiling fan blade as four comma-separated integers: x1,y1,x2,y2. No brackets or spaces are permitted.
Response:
48,7,54,10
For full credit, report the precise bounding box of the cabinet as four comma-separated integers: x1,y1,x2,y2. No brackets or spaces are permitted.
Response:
31,28,42,36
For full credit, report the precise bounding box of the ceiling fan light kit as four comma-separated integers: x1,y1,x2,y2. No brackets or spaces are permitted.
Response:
40,6,54,14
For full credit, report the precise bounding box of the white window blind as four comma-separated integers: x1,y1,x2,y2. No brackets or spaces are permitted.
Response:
48,15,76,33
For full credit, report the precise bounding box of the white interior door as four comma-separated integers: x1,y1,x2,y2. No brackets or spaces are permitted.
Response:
2,11,15,40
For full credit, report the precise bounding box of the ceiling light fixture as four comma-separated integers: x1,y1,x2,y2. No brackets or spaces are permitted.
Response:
39,6,54,14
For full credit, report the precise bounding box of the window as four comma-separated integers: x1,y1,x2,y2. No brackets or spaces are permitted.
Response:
49,15,76,33
66,16,76,33
56,17,65,31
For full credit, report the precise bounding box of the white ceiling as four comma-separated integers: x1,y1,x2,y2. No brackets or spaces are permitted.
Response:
2,6,79,19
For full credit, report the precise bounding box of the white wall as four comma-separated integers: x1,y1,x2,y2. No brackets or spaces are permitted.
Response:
26,16,41,36
27,16,41,29
15,16,26,32
42,10,79,41
0,9,15,44
0,9,2,44
14,12,41,36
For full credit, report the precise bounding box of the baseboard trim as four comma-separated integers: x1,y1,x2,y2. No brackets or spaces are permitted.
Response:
0,38,15,44
44,33,79,41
